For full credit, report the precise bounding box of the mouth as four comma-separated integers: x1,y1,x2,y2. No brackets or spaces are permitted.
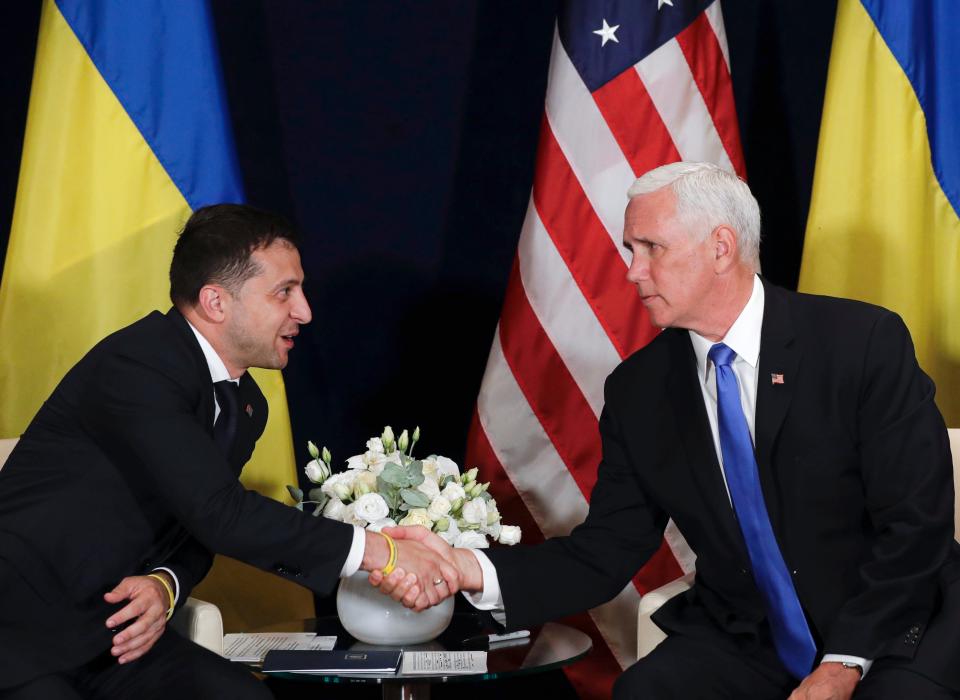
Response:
280,330,298,349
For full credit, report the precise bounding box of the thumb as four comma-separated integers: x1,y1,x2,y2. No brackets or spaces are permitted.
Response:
103,576,135,602
383,525,425,541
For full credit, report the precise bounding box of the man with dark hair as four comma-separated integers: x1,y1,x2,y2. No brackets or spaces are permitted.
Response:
0,204,458,699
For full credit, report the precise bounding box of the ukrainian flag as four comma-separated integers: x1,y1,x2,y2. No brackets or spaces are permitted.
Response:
799,0,960,424
0,0,312,629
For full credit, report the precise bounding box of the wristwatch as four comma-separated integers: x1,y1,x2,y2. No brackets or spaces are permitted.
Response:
839,661,864,678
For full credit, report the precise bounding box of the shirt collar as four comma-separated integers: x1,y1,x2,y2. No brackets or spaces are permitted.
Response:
185,320,236,384
690,275,765,380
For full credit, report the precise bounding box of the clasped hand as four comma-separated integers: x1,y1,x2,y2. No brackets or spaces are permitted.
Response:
367,526,481,611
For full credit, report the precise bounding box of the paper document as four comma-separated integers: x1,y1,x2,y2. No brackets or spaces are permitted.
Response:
401,651,487,675
223,633,336,662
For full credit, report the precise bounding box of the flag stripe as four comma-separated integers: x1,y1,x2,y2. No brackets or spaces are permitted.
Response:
518,201,620,418
533,123,659,358
54,0,243,208
675,13,747,178
499,259,603,499
477,329,591,537
544,31,635,265
635,38,735,171
704,0,732,72
591,69,684,177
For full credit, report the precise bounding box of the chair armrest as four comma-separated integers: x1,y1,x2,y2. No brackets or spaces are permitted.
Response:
636,572,694,660
170,597,223,656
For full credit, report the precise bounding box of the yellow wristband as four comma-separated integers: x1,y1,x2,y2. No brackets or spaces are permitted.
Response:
379,531,398,576
147,573,176,621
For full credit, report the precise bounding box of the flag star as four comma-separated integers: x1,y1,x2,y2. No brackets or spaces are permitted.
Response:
593,19,620,47
658,0,674,9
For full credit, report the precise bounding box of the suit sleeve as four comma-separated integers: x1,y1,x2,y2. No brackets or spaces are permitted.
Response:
80,350,355,597
485,373,667,629
824,312,955,659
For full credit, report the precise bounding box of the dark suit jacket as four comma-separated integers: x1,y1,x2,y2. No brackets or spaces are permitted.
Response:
486,281,960,686
0,308,354,688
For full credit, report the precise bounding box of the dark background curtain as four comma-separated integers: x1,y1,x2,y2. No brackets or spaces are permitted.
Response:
0,0,836,496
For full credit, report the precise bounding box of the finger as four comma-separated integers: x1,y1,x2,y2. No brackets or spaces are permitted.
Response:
421,576,441,607
117,627,163,664
111,604,161,648
385,571,416,603
377,568,406,596
103,577,136,603
367,569,384,586
105,599,147,630
439,560,460,594
413,592,433,612
401,582,422,609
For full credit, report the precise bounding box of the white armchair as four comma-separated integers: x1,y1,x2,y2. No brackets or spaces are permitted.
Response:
636,428,960,660
0,437,225,656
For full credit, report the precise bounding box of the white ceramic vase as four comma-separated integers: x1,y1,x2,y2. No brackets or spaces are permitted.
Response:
336,571,455,645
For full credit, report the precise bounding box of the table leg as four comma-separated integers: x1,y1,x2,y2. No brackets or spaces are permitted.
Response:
382,680,431,700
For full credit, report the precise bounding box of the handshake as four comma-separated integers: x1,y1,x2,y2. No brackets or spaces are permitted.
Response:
361,525,485,612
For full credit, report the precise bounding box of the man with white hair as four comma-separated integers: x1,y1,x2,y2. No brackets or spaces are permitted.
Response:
380,163,960,698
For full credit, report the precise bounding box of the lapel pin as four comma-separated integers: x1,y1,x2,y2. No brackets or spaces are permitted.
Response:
771,373,784,385
245,404,253,417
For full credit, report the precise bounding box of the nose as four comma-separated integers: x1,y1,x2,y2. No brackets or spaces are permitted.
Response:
626,253,649,284
291,289,312,324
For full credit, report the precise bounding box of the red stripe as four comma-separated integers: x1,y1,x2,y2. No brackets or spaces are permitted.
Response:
675,13,747,179
632,537,686,595
532,117,659,358
591,68,683,177
465,411,622,700
499,257,602,498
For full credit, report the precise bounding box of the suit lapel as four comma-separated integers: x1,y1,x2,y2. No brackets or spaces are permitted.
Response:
665,330,747,559
754,281,802,527
165,307,217,434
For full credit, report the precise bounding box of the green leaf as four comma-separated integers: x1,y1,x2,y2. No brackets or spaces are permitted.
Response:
308,488,326,502
312,503,325,517
295,502,304,511
406,460,425,487
400,488,431,508
286,485,304,503
380,463,406,486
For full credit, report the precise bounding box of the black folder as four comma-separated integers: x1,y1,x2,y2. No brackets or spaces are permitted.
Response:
262,649,402,674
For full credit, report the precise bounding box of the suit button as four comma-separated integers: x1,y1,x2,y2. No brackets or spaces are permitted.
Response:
909,625,921,634
739,568,748,575
274,564,290,575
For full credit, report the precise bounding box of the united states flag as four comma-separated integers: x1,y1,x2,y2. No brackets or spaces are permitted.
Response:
465,1,745,697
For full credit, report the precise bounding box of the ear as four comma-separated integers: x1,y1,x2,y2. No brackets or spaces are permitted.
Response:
712,225,739,272
196,284,228,322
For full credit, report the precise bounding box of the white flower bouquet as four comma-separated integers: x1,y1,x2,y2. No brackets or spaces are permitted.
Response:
287,426,521,548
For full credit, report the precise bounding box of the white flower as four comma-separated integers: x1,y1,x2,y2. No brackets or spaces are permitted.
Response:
486,503,501,526
322,497,347,521
438,518,460,545
455,531,489,549
420,458,440,482
461,498,488,525
416,477,440,500
366,437,385,454
498,525,522,545
435,456,460,479
441,482,466,503
353,493,389,523
353,471,378,498
321,470,361,501
342,502,367,527
427,496,452,521
482,521,501,540
304,459,330,484
398,508,433,528
366,517,397,533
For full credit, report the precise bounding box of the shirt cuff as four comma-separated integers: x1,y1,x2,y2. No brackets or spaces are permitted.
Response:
339,525,366,577
151,567,180,607
821,654,873,678
460,549,504,611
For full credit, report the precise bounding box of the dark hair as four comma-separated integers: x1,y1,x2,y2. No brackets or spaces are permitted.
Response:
169,203,299,307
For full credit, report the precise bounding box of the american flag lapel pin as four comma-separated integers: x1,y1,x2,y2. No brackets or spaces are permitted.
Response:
771,373,784,385
245,404,254,417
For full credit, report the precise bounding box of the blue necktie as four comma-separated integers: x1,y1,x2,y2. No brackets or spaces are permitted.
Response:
709,343,816,679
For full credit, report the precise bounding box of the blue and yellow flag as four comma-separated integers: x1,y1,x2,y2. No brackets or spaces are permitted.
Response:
0,0,311,629
799,0,960,424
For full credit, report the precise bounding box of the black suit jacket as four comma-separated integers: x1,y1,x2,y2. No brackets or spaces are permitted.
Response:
486,281,960,686
0,308,354,687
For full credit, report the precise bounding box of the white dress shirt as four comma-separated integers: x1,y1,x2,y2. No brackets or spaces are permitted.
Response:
160,322,365,603
468,276,870,674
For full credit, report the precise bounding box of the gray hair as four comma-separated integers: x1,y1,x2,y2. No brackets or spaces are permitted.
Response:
627,162,761,270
